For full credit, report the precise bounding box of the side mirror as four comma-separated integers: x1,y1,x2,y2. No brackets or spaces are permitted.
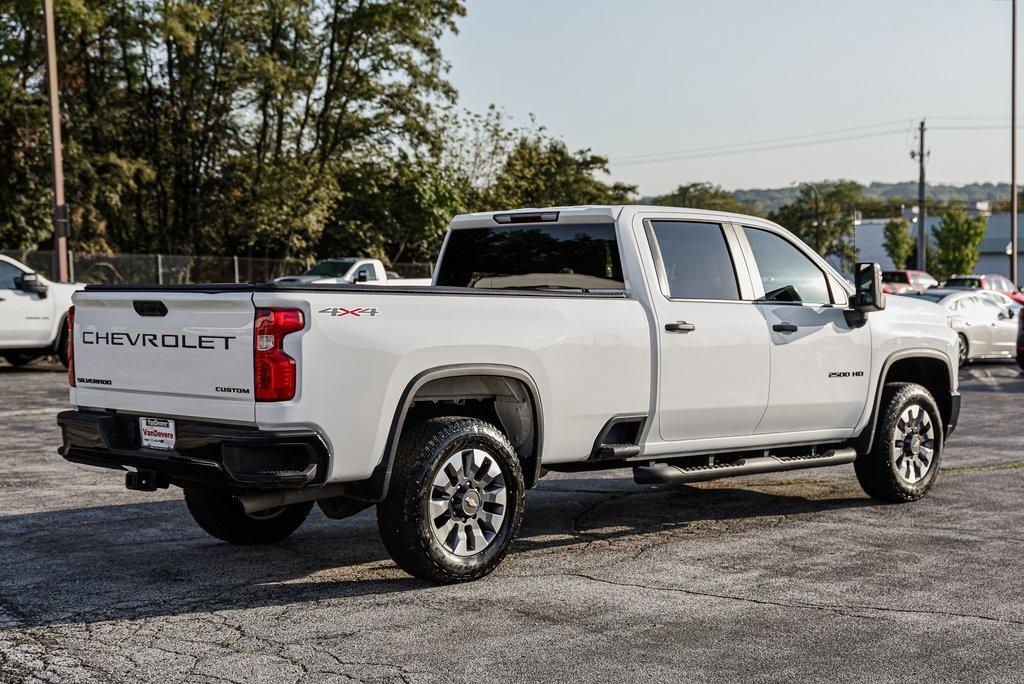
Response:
355,269,369,283
19,272,48,298
845,262,884,327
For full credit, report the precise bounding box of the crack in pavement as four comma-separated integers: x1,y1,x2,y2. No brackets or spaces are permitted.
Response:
565,572,1024,627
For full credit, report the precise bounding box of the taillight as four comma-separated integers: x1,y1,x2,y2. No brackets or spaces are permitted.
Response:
254,308,304,402
67,306,75,387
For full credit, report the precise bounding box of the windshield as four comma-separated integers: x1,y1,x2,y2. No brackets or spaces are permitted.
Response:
435,224,624,290
944,277,980,289
305,259,357,277
882,271,908,283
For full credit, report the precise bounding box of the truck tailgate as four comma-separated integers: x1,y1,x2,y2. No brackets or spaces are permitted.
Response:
71,291,256,423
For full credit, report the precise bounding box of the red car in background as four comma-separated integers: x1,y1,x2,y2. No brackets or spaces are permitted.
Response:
943,274,1024,305
881,269,938,294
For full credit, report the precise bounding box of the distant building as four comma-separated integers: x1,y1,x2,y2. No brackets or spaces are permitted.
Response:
976,213,1024,277
845,212,1022,278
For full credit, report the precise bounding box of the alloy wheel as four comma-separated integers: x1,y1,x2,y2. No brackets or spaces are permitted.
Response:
891,404,936,485
428,448,507,557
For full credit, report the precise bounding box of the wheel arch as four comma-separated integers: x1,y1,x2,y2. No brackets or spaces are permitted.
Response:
341,363,544,502
853,349,955,455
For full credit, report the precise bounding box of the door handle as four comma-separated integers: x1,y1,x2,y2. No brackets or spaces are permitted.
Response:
772,323,798,333
665,321,696,333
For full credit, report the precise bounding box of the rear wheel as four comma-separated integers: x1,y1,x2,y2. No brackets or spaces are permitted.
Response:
56,326,69,368
957,334,970,366
855,383,943,503
183,488,313,544
377,417,525,583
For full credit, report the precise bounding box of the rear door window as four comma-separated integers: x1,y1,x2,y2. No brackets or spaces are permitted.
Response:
647,221,739,300
435,223,624,291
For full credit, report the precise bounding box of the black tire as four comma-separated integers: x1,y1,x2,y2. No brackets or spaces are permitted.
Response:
183,488,313,544
1017,352,1024,373
2,352,38,367
56,326,69,368
855,382,943,503
377,417,525,584
957,333,970,367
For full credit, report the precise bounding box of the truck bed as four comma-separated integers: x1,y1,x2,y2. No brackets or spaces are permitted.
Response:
70,284,650,483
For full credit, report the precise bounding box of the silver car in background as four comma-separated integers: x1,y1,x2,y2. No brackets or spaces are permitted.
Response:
910,288,1020,365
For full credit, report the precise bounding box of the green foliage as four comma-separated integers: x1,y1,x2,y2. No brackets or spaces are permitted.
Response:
645,182,761,215
0,0,467,261
486,137,636,210
930,206,988,280
322,155,465,264
883,218,914,269
1,4,637,264
768,180,863,271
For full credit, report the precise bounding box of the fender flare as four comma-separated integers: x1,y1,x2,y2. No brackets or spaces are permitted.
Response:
852,348,954,455
340,363,544,502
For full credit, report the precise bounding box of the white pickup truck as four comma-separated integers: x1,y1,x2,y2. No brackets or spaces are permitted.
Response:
0,254,81,367
59,206,960,583
274,257,432,287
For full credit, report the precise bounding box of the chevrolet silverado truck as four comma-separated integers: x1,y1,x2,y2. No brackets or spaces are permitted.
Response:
1,254,82,367
58,206,960,583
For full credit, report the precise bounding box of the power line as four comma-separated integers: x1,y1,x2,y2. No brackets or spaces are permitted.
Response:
609,119,911,163
612,129,908,166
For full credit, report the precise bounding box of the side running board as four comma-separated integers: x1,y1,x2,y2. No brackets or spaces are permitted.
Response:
633,448,857,486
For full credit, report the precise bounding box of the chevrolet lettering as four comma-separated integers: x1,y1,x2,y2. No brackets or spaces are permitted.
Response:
81,331,235,350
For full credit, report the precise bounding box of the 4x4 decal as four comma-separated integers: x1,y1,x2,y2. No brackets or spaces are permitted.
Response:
318,306,380,318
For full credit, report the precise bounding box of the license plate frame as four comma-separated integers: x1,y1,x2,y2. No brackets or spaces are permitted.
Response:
139,417,176,451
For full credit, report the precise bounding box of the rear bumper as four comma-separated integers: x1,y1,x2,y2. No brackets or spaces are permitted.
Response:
58,410,329,490
946,390,961,438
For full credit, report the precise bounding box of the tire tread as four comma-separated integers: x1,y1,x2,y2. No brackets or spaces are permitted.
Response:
855,382,942,503
377,417,524,583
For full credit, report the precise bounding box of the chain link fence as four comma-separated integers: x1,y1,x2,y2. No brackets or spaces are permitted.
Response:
1,249,432,285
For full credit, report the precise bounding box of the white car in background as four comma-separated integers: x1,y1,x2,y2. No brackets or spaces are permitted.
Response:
910,288,1019,365
0,254,82,367
274,258,431,286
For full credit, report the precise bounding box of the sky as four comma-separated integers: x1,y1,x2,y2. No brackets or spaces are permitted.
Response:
440,0,1019,195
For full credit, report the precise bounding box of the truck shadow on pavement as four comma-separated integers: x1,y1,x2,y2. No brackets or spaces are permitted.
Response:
0,475,873,630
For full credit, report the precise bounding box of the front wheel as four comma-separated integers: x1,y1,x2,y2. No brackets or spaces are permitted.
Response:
377,417,525,583
957,334,970,366
2,352,39,368
855,383,943,503
184,488,313,544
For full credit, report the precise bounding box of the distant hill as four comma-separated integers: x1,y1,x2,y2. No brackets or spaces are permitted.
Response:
729,182,1012,213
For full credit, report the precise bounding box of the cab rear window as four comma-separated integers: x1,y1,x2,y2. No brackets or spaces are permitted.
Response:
436,224,624,291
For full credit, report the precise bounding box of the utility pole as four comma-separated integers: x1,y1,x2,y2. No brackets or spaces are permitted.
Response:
911,119,928,271
1012,0,1019,286
43,0,70,282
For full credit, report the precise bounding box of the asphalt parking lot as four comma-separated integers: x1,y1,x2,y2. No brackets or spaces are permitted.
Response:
1,362,1023,683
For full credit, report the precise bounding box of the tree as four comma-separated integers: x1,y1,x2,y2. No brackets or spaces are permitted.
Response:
321,154,465,264
486,137,636,209
930,206,988,280
646,182,761,215
0,0,466,259
770,180,864,271
883,218,914,269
